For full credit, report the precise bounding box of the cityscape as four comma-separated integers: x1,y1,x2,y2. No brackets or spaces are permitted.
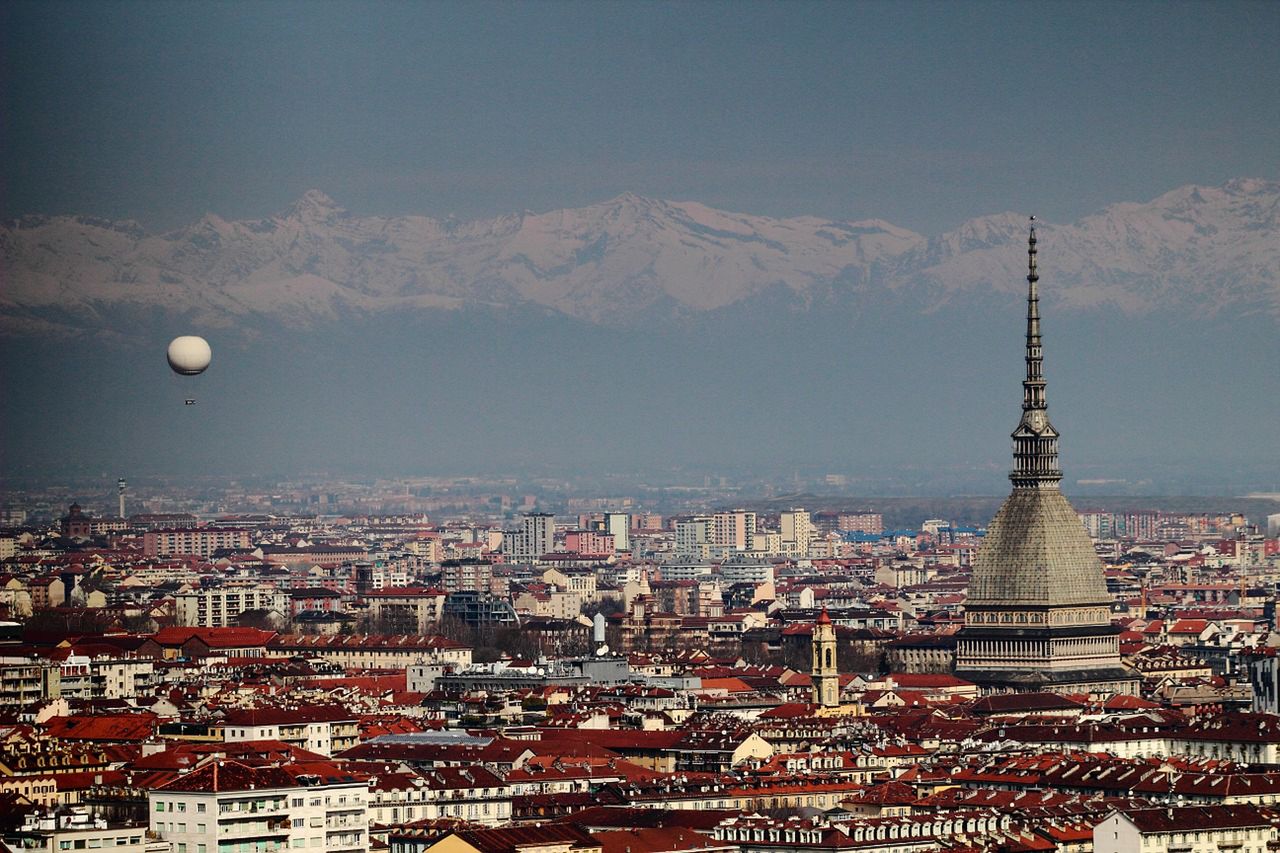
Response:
3,3,1280,853
0,230,1277,850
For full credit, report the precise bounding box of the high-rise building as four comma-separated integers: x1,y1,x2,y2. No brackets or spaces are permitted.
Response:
675,516,714,560
503,512,555,563
605,511,630,552
713,510,756,551
955,221,1139,697
780,509,812,556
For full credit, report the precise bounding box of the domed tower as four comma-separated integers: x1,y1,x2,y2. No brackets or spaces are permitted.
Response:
811,608,840,707
954,220,1139,696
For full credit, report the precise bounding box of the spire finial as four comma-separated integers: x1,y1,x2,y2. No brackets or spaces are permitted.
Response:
1010,215,1062,488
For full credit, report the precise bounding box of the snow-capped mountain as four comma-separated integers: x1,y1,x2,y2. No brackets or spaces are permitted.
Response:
3,178,1278,335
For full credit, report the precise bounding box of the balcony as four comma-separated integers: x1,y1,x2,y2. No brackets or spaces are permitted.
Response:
217,819,290,839
218,803,287,818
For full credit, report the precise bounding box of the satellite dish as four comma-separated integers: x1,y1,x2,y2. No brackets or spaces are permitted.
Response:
167,336,212,376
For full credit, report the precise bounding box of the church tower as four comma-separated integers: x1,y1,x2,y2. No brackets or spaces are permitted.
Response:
954,220,1139,697
811,609,840,707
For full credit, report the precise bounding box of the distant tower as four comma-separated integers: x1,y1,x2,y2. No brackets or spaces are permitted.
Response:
954,219,1139,696
117,478,127,519
811,608,840,707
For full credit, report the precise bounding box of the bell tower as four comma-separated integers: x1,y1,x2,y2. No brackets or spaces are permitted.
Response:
811,608,840,707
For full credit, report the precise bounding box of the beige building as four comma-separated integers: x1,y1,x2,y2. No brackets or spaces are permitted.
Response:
0,658,60,706
542,567,597,601
713,510,756,551
780,509,812,557
365,587,446,632
268,634,472,669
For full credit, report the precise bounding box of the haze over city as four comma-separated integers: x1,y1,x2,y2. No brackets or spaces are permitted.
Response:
2,0,1278,491
8,4,1280,851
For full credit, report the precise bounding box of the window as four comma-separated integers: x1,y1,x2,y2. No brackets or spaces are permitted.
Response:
197,804,206,814
177,804,187,813
197,825,205,834
178,845,187,853
156,803,166,813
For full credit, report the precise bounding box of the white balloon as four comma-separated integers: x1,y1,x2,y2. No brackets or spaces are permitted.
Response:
167,336,212,376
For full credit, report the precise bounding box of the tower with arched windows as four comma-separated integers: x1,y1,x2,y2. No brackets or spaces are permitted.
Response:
811,608,840,707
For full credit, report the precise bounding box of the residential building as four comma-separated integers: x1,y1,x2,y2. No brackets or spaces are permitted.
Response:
504,514,555,563
143,529,253,558
149,760,368,853
174,587,288,628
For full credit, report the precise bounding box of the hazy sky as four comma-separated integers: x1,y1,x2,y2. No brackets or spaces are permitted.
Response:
3,0,1278,234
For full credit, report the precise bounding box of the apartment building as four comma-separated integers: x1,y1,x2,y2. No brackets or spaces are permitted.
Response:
174,587,289,628
143,529,252,558
149,760,368,853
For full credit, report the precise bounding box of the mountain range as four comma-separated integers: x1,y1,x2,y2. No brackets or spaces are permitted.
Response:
3,178,1279,336
3,179,1278,487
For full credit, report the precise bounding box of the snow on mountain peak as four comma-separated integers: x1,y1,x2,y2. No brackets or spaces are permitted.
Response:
1,179,1277,333
282,190,347,222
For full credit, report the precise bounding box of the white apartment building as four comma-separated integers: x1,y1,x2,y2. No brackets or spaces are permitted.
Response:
367,765,511,826
58,656,154,700
660,563,714,582
8,810,158,853
675,517,714,560
175,587,289,628
720,559,774,587
149,760,368,853
218,706,360,757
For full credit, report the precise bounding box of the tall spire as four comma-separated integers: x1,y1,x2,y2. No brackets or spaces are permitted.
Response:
1010,217,1062,489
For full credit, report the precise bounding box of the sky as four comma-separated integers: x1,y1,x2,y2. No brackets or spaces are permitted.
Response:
3,0,1279,235
2,0,1278,492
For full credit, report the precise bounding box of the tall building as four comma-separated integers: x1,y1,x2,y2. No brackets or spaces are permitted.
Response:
955,220,1139,697
780,509,812,556
811,609,839,707
503,512,555,563
713,510,756,551
675,516,714,560
605,511,630,552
